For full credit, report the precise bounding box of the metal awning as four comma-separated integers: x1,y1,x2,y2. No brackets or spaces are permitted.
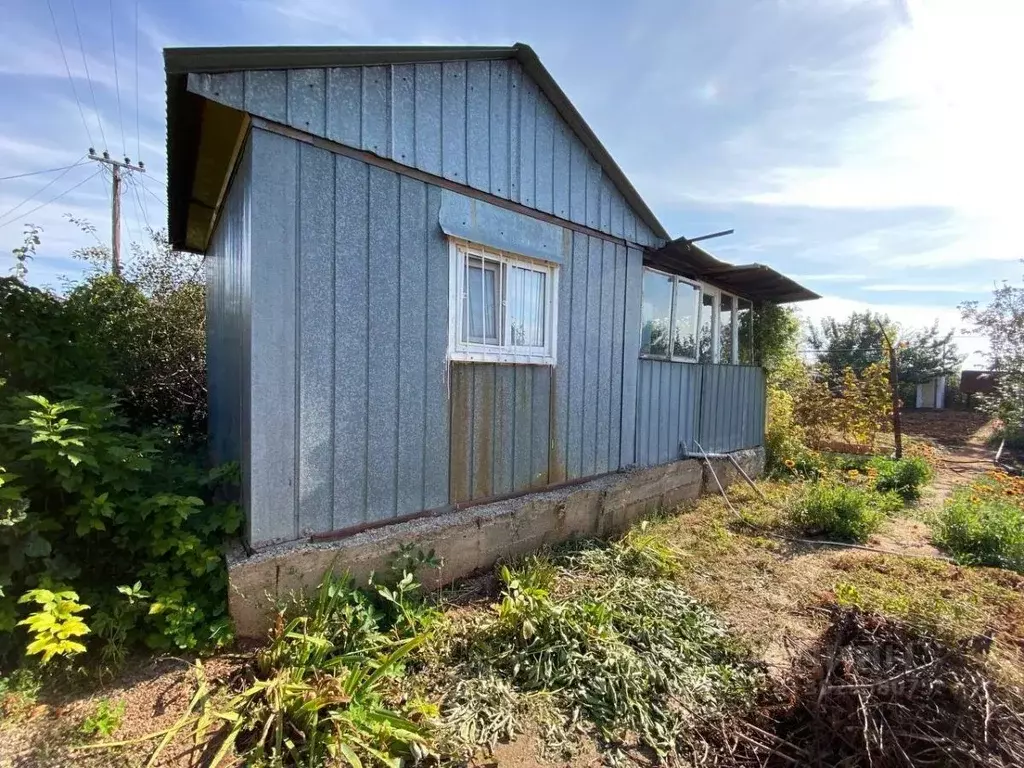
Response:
646,237,819,304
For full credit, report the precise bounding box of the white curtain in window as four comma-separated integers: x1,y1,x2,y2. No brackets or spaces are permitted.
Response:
508,264,546,347
464,258,499,344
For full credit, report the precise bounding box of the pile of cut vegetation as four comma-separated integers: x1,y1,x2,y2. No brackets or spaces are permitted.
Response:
433,524,766,764
740,607,1024,767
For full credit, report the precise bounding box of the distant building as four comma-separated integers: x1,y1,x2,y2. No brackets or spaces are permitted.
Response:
915,376,947,409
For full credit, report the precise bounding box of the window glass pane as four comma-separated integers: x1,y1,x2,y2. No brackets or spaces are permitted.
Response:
641,270,673,357
672,281,700,359
737,298,753,364
720,294,734,364
463,256,500,344
508,264,546,347
698,292,716,363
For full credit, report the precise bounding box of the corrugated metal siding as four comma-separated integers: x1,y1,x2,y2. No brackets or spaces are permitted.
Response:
246,128,450,546
697,365,766,455
635,360,702,466
635,362,766,464
450,230,636,503
187,60,660,248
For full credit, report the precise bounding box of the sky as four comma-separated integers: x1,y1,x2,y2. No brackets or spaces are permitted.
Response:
2,0,1021,368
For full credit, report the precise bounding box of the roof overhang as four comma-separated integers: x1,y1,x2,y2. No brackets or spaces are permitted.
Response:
164,43,670,253
646,237,819,304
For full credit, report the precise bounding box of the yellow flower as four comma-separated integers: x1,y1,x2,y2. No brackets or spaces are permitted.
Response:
784,459,796,469
847,469,860,478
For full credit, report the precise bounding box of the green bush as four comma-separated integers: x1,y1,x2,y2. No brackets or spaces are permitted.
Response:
0,388,240,663
790,482,888,542
868,456,933,500
936,489,1024,573
0,270,206,441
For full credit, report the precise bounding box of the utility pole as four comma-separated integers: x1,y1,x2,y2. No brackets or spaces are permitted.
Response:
877,321,903,459
88,149,145,278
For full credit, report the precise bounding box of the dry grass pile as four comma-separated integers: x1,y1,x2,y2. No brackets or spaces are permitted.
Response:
744,607,1024,767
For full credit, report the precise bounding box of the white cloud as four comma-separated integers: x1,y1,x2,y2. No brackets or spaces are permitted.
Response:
792,273,868,282
862,283,995,293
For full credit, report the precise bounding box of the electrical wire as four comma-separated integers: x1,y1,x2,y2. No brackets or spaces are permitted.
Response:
136,174,167,209
45,0,94,149
128,173,151,232
0,162,86,182
70,0,108,151
108,0,127,156
0,157,87,225
0,170,102,231
133,0,141,163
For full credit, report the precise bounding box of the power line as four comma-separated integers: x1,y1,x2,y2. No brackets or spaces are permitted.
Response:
136,174,166,209
108,0,127,155
70,0,108,151
133,0,141,163
127,173,151,231
0,169,102,231
0,157,87,225
0,162,86,182
45,0,94,148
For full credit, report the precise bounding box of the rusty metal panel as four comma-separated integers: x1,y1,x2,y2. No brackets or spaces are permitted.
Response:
531,366,551,488
513,364,533,491
471,364,495,500
493,365,515,496
449,364,473,502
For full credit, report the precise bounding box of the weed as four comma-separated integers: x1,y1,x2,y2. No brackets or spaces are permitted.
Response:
80,698,125,738
868,456,933,500
789,482,886,542
449,552,762,761
0,667,41,722
936,486,1024,573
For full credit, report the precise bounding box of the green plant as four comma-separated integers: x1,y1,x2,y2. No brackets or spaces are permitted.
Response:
868,456,933,500
0,667,41,721
17,588,90,663
936,487,1024,573
449,552,762,761
790,482,886,542
0,389,241,662
80,698,125,738
93,572,435,767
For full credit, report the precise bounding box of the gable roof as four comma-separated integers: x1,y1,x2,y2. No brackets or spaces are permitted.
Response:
164,43,668,248
164,43,817,303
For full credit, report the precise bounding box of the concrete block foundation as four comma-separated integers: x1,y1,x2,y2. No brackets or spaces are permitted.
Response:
228,448,765,637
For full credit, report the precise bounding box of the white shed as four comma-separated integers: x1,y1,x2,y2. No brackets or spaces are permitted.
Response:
915,376,947,409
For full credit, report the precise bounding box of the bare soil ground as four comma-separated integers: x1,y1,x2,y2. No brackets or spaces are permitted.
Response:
2,410,1017,767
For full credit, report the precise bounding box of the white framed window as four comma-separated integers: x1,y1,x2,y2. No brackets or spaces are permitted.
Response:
640,267,702,362
642,267,754,366
448,239,558,365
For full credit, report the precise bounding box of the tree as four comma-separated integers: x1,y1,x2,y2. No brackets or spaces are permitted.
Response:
752,302,801,371
960,264,1024,435
809,310,963,388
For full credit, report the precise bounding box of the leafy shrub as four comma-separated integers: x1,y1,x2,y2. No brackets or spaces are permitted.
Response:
0,388,240,663
0,274,206,441
124,570,435,767
936,487,1024,573
868,456,933,500
790,482,888,542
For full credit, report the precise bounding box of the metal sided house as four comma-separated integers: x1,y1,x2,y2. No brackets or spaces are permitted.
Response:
163,44,817,633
